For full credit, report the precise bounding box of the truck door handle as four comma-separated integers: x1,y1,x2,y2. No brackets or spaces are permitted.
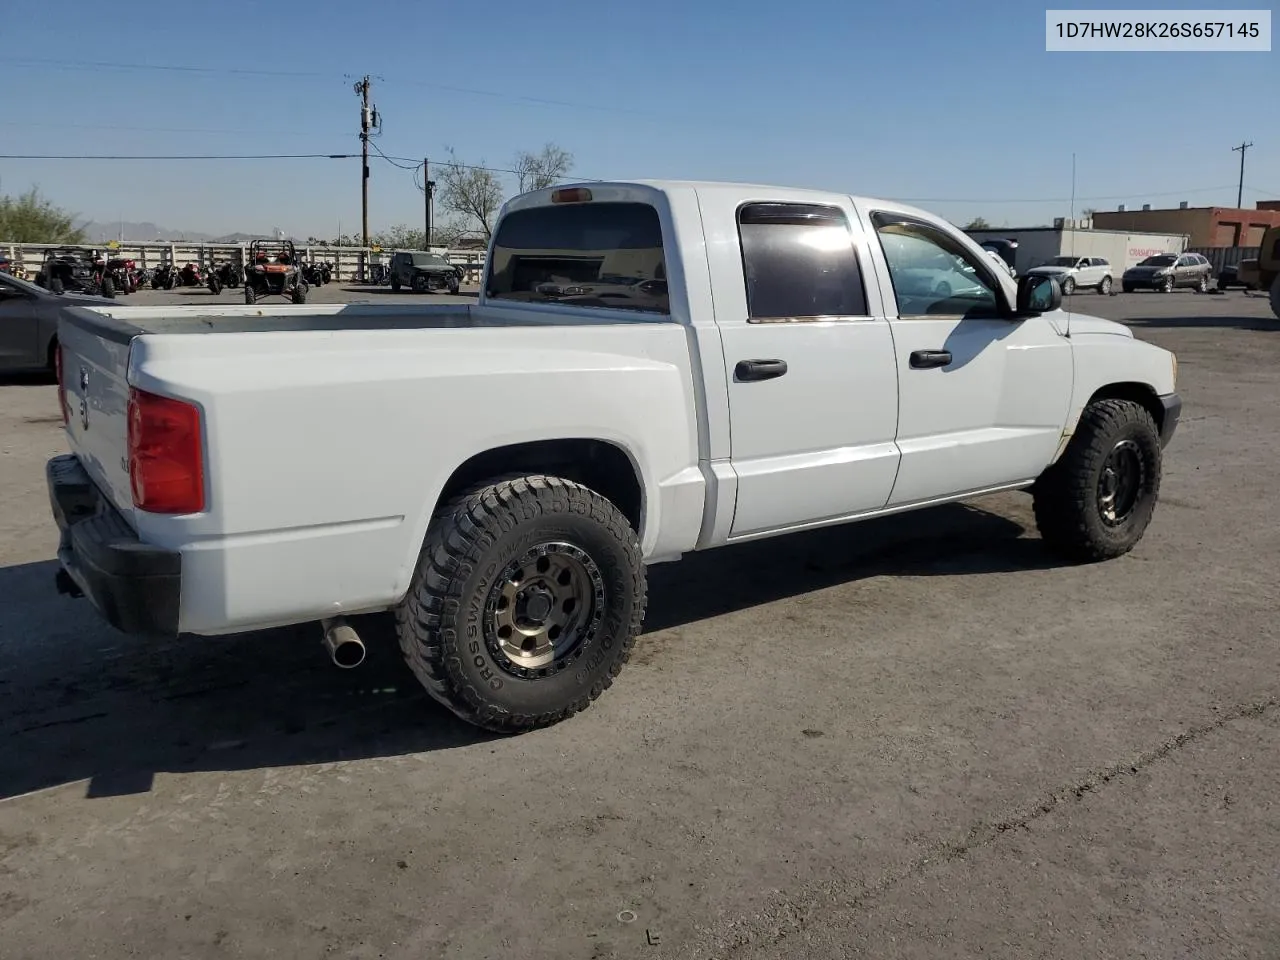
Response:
909,350,952,369
735,359,788,382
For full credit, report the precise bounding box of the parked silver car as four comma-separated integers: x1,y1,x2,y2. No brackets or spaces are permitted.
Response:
1122,253,1213,293
1023,255,1113,295
0,271,113,373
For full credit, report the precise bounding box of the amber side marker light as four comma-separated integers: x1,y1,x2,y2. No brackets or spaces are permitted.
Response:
551,188,593,204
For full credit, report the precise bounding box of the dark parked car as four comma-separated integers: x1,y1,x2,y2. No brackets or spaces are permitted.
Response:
388,250,463,294
1216,263,1258,291
0,270,113,373
1122,253,1213,293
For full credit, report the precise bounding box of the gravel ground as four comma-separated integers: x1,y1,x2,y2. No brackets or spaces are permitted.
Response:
0,287,1277,959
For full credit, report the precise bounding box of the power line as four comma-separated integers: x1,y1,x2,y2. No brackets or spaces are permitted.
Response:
7,56,661,119
0,152,356,160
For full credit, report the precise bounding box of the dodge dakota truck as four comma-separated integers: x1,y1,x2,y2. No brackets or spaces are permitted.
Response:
47,180,1181,732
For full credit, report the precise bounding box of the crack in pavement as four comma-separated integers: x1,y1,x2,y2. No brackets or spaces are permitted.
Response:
679,693,1278,960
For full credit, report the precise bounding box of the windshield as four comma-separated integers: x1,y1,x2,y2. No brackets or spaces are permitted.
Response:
0,271,50,296
1139,255,1177,266
411,254,449,266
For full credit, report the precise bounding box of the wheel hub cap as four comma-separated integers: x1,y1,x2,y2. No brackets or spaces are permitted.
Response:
1098,439,1145,525
484,542,606,676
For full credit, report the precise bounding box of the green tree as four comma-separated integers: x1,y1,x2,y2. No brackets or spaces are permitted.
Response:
964,216,991,230
0,187,86,243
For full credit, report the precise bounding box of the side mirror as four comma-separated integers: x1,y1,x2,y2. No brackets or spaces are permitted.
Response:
1016,274,1061,315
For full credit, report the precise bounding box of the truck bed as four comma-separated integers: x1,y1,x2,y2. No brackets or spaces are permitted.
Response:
62,301,666,342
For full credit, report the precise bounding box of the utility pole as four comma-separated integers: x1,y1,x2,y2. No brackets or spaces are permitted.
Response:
353,75,376,249
423,158,436,249
1232,141,1253,209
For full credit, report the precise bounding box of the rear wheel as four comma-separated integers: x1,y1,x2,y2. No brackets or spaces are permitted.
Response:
1097,276,1112,295
1196,274,1209,293
1033,399,1163,562
1270,275,1280,320
396,475,646,733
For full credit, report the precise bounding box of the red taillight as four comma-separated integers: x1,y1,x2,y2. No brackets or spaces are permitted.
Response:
127,388,205,514
551,187,592,203
55,344,68,425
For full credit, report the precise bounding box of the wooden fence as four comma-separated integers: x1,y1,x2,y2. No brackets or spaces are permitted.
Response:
1,241,488,285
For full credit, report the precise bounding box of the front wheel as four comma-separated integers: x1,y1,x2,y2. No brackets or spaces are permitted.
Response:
244,285,256,305
1061,276,1075,296
1097,276,1112,295
1161,274,1174,293
209,277,222,295
1270,275,1280,320
100,276,115,299
411,274,429,294
1032,399,1163,562
396,476,647,732
1122,283,1135,293
49,277,64,295
390,277,401,292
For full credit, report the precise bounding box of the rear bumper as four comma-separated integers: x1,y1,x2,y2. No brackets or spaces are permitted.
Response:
47,454,181,637
1159,392,1182,448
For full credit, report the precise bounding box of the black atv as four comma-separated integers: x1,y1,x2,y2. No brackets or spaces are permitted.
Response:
34,247,116,298
244,239,307,304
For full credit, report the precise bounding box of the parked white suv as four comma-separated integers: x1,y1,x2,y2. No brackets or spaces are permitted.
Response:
48,180,1180,733
1025,256,1113,296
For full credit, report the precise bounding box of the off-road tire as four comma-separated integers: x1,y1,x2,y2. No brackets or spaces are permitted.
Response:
448,280,460,296
100,276,115,299
1032,399,1163,562
390,277,401,292
396,475,647,733
1061,276,1075,296
411,274,429,294
49,277,64,295
244,285,256,305
1097,276,1112,295
1270,275,1280,321
209,277,222,295
291,282,307,305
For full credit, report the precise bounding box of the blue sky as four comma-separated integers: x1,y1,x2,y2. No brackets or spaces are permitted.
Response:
1,0,1275,238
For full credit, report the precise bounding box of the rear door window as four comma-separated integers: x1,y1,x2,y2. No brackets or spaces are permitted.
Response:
486,202,669,314
736,202,868,321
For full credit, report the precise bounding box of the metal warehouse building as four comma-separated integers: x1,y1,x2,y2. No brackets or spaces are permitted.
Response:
966,218,1189,276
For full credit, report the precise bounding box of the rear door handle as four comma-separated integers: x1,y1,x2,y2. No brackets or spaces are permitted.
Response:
909,349,952,369
735,359,788,382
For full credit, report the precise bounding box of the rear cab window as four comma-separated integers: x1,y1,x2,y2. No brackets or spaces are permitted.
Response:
485,201,669,314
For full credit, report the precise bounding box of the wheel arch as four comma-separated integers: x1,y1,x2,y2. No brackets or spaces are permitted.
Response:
1085,381,1165,434
435,437,646,537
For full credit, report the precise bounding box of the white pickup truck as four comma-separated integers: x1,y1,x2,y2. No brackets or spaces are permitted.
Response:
47,180,1181,732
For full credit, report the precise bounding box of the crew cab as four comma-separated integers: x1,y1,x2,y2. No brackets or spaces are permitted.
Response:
47,180,1181,732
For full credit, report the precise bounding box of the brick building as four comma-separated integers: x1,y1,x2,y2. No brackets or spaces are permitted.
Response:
1092,201,1280,247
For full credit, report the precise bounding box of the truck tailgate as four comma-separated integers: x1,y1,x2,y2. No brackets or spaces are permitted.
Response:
58,311,136,522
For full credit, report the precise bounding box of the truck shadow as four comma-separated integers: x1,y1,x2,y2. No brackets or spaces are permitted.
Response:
1123,314,1279,332
0,499,1053,801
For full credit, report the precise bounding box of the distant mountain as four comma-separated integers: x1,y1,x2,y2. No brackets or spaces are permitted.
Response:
79,221,272,244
